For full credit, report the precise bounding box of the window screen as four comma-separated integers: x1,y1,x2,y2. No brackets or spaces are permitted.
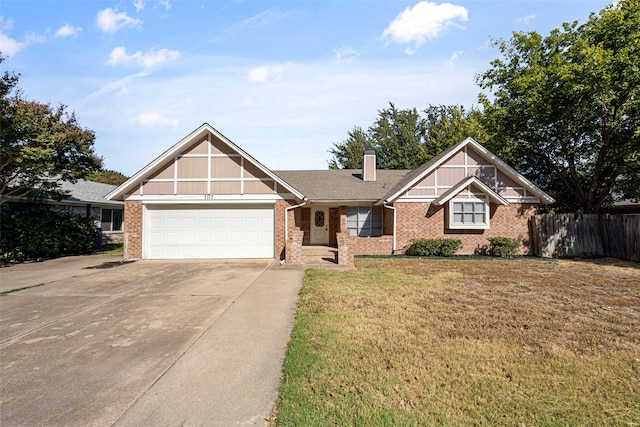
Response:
346,206,383,237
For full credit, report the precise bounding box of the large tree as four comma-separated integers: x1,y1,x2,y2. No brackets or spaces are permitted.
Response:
478,0,640,213
328,103,487,169
1,57,103,204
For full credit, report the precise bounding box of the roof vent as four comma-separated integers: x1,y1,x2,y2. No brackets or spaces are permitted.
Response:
363,149,376,182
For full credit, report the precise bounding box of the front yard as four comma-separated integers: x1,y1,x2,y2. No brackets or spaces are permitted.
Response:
273,258,640,426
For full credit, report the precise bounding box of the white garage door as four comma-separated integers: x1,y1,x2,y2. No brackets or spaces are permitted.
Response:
145,205,274,259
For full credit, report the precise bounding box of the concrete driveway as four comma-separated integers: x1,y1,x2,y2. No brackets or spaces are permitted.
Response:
0,257,304,427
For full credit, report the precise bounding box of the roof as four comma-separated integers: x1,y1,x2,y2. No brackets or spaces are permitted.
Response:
107,123,305,201
381,137,556,204
274,169,409,202
58,179,123,206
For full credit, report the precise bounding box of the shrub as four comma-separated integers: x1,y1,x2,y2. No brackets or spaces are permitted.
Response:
406,238,462,257
487,237,520,258
1,203,98,262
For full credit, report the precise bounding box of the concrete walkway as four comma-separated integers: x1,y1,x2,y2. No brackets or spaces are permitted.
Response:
115,265,305,427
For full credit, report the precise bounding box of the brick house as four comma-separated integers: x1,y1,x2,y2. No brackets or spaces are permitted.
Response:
106,123,554,261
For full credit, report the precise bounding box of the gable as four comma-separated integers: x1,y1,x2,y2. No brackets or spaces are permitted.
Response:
383,138,555,204
433,176,508,206
107,124,303,200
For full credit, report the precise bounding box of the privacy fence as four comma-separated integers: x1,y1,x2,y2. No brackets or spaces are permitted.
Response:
531,213,640,262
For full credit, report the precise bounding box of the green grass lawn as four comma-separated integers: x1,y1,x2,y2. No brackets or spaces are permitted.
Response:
272,258,640,426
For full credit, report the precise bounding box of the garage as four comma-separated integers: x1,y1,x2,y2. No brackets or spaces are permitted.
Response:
145,205,274,259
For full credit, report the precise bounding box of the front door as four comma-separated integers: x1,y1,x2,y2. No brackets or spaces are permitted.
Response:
310,207,329,245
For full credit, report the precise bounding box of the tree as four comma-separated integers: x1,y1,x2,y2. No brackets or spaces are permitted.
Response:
328,127,373,169
328,103,487,169
422,105,489,159
477,0,640,213
86,169,128,186
1,56,103,204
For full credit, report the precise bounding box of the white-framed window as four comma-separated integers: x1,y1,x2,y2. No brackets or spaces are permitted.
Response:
346,206,383,237
449,199,489,229
101,208,123,232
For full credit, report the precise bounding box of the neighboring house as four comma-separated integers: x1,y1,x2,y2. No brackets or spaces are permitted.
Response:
106,123,554,261
7,179,124,244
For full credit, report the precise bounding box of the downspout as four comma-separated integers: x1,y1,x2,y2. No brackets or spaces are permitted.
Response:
383,203,396,253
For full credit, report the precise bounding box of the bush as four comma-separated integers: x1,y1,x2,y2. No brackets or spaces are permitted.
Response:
1,204,98,262
487,237,520,258
406,238,462,257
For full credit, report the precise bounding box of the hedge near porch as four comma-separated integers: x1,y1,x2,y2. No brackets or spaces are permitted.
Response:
1,204,97,263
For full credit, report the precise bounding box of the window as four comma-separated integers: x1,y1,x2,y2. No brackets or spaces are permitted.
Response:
101,209,123,232
449,200,489,229
346,206,383,237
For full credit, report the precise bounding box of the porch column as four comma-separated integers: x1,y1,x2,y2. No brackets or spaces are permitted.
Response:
337,232,355,267
285,230,304,264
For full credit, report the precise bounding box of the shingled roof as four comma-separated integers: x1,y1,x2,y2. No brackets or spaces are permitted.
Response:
274,169,409,202
58,180,123,206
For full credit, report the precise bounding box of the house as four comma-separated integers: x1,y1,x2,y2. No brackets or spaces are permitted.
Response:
57,180,125,244
6,179,124,245
106,123,554,263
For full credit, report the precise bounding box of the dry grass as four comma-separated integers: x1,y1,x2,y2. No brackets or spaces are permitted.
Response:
274,258,640,426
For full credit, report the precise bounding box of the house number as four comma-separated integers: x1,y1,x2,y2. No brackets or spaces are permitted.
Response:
204,194,215,200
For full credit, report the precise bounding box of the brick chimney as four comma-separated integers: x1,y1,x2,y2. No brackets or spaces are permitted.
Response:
362,149,376,182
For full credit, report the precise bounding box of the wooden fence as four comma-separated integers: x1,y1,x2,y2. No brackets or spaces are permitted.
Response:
531,214,640,261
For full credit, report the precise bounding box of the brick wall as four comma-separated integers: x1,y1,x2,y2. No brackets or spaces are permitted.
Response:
285,230,304,263
337,232,355,266
354,235,394,255
123,200,142,259
383,206,394,235
275,199,294,259
394,202,538,254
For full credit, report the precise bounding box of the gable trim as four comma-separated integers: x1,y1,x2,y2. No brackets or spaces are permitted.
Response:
382,137,555,204
433,176,509,206
106,123,305,201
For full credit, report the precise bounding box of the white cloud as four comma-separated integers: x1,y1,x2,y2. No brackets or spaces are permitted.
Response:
215,9,290,41
236,10,289,29
108,46,180,69
133,0,146,11
87,72,150,98
160,1,171,10
333,46,360,63
248,63,288,83
382,1,468,54
96,8,142,33
0,28,45,56
0,17,15,31
55,24,82,38
446,50,464,67
517,14,536,25
132,111,179,128
0,32,26,56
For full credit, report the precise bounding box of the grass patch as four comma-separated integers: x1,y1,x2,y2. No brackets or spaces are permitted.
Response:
0,283,46,296
273,258,640,426
95,243,124,256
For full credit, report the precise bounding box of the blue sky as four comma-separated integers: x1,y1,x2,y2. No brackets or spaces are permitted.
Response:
1,0,612,176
